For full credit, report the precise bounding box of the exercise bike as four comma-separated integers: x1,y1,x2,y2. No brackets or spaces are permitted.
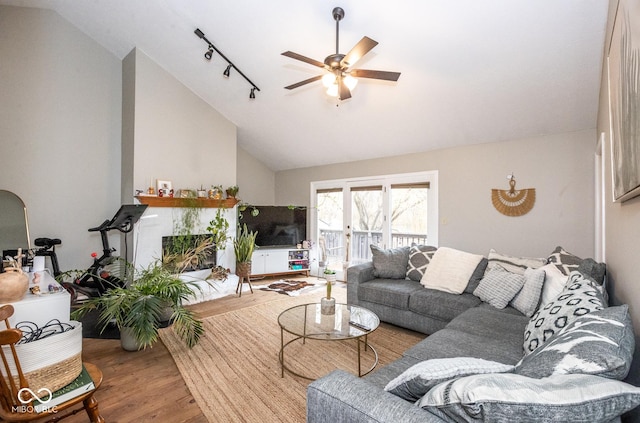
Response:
59,204,147,304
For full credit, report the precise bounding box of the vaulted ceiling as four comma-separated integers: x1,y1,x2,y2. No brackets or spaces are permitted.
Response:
1,0,609,171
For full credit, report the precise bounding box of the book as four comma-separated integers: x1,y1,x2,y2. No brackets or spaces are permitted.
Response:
32,365,95,412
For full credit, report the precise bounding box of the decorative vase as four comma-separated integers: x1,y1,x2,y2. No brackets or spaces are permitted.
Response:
321,297,336,315
120,327,142,352
0,267,29,302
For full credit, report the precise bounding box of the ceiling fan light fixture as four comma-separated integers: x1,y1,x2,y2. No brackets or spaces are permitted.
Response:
344,74,358,91
326,83,339,97
322,73,336,88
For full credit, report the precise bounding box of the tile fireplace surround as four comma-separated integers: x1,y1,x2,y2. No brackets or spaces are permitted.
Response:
132,205,241,303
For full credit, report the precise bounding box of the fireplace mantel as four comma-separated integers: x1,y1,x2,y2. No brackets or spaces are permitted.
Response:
135,196,239,208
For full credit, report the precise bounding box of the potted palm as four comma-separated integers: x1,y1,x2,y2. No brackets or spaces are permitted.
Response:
234,224,257,296
72,262,204,351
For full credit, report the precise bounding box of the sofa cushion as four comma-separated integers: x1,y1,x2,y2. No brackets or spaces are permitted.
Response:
485,248,547,275
408,289,481,322
463,258,488,294
538,263,568,307
405,245,438,281
577,257,607,285
384,357,514,402
523,271,604,355
473,266,525,309
371,245,410,279
358,278,423,310
420,247,484,294
547,245,583,276
509,267,546,317
515,305,635,380
418,373,640,423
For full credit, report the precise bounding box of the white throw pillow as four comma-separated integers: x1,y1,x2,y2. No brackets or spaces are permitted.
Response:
538,263,568,307
420,247,484,294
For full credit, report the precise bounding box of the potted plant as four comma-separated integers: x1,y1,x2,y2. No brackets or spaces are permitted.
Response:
206,209,230,280
225,185,239,199
72,262,204,351
234,224,257,296
322,269,336,315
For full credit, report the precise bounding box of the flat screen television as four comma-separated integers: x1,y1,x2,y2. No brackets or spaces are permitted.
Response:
238,206,307,247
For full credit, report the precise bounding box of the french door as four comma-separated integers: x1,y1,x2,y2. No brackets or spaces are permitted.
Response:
311,171,438,281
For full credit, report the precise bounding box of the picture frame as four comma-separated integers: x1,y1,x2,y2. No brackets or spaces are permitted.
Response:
608,0,640,202
156,179,173,197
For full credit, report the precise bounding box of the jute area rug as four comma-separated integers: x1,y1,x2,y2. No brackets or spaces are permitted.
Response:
159,286,425,423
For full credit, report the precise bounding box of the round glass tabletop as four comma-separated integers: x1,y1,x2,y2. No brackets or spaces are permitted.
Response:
278,303,380,340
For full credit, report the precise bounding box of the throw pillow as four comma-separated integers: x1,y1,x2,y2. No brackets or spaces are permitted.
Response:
420,247,484,294
547,246,582,276
405,245,437,281
464,258,488,294
418,373,640,422
509,267,546,317
473,266,525,309
538,263,569,307
370,245,410,279
486,249,547,275
523,271,604,355
515,305,634,380
577,258,607,285
384,357,513,402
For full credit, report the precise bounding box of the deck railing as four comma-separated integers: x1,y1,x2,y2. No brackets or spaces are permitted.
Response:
319,229,427,263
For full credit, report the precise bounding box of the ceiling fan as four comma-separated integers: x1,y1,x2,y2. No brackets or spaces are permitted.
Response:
282,7,401,101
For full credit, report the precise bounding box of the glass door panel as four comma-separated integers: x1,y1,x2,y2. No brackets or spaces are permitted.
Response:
390,183,429,248
316,189,344,277
350,186,383,264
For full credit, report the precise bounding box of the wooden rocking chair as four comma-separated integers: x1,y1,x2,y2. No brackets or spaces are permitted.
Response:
0,305,104,422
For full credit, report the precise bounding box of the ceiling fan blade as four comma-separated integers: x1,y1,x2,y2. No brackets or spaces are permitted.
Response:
284,75,323,90
338,77,351,100
350,69,401,81
340,36,378,68
281,51,326,68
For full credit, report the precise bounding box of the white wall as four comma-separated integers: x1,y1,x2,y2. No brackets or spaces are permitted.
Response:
236,145,275,205
597,0,640,390
276,130,596,259
123,49,237,198
0,6,122,270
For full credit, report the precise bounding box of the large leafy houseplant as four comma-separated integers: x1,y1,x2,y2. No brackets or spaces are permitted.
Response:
72,262,204,350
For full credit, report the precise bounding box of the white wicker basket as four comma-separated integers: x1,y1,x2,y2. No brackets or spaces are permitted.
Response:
2,320,83,393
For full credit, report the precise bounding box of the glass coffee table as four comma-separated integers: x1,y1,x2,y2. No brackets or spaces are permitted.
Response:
278,303,380,380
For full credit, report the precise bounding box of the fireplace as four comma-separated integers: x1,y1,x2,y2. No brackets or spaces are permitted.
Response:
161,234,216,272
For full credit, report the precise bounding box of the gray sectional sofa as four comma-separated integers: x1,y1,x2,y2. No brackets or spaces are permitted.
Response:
306,246,640,423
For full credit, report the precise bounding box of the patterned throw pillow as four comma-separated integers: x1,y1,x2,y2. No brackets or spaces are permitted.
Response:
515,305,634,380
405,245,437,281
486,249,547,275
418,373,640,422
547,246,583,275
509,267,546,317
370,245,410,279
473,266,525,309
384,357,513,402
523,271,604,355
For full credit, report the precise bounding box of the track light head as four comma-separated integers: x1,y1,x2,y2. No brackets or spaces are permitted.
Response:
204,45,214,60
249,88,256,99
223,65,232,78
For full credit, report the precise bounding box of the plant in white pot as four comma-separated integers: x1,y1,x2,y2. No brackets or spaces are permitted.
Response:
72,262,204,351
322,268,336,315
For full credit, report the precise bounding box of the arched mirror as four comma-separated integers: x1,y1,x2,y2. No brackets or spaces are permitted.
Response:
0,190,31,260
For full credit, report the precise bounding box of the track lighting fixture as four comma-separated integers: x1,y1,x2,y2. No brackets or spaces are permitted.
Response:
204,45,214,61
194,28,260,99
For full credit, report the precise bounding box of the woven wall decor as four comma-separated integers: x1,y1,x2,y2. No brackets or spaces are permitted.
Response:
491,176,535,217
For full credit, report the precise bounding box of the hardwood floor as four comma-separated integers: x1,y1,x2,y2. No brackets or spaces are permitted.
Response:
59,277,328,423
